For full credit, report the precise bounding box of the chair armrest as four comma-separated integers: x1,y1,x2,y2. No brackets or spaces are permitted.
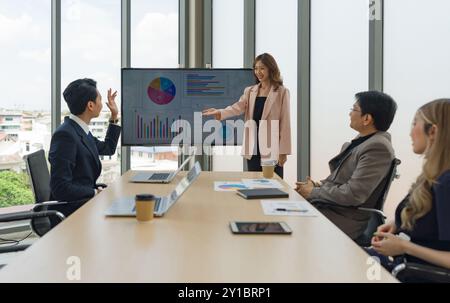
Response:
33,198,89,212
392,262,450,283
0,210,65,223
310,198,357,209
0,244,31,254
310,199,385,217
357,207,387,219
33,201,67,212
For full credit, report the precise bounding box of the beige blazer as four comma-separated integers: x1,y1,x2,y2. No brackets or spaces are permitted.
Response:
219,83,292,160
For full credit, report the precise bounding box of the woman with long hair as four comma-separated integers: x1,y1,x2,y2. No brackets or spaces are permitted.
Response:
368,99,450,271
202,53,291,178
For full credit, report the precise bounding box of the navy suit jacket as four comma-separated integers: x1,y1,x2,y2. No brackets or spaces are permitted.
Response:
48,116,121,218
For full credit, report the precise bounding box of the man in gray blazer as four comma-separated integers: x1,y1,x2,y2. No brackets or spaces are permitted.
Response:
296,91,397,240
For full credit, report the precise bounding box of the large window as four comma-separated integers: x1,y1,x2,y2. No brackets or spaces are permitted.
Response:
310,0,369,182
130,0,179,171
61,0,121,185
0,0,51,209
383,0,450,218
212,0,243,68
212,0,244,172
256,0,297,185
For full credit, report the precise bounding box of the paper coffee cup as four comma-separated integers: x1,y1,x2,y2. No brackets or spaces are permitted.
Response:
261,160,277,179
135,194,155,222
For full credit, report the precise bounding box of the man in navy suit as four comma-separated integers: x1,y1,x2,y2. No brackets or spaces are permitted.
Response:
48,78,121,220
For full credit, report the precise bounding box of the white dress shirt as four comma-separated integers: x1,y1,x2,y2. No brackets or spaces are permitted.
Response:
69,114,90,135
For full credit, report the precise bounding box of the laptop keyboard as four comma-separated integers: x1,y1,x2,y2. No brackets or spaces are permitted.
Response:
148,173,170,180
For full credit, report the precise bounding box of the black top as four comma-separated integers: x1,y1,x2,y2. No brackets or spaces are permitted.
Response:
329,133,376,169
253,96,267,127
395,170,450,263
253,97,267,155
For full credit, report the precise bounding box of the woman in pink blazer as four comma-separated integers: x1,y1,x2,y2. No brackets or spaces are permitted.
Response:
203,53,291,178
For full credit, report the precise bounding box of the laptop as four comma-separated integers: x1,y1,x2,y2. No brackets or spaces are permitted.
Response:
130,151,195,183
105,161,202,217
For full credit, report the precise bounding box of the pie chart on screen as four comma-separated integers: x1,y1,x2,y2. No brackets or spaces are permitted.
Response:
147,77,176,105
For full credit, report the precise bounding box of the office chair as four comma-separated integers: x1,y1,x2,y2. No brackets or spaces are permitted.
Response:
1,149,105,268
0,150,67,257
311,158,401,247
392,261,450,283
23,149,106,233
24,149,70,236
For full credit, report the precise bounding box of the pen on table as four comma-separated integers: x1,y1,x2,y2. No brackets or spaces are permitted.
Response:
275,208,308,212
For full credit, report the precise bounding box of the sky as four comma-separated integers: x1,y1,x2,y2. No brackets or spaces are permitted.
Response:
0,0,178,111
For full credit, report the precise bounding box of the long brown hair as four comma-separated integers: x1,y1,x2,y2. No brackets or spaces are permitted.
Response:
401,99,450,230
253,53,283,90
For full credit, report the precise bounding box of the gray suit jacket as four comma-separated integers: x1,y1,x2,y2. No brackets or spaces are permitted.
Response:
309,131,395,240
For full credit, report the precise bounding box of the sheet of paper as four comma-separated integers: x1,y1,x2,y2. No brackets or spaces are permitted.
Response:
214,181,249,192
261,200,318,217
242,178,284,189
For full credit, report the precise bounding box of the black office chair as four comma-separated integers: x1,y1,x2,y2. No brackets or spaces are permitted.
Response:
0,150,67,256
12,149,105,235
24,149,71,236
392,261,450,283
0,149,106,269
311,158,401,247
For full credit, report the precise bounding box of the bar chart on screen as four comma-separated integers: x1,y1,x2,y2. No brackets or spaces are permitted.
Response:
134,111,191,144
135,113,178,140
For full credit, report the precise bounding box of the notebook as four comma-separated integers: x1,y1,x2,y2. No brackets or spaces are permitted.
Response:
236,188,289,199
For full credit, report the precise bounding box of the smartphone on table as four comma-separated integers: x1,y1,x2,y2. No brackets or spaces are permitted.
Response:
229,221,292,235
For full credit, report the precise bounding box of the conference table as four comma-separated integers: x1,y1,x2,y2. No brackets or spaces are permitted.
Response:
0,170,398,283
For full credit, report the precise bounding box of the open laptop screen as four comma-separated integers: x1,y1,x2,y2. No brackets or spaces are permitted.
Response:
165,162,202,209
173,150,195,175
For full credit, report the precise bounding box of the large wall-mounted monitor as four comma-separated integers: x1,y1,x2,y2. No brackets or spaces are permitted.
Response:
121,68,254,146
